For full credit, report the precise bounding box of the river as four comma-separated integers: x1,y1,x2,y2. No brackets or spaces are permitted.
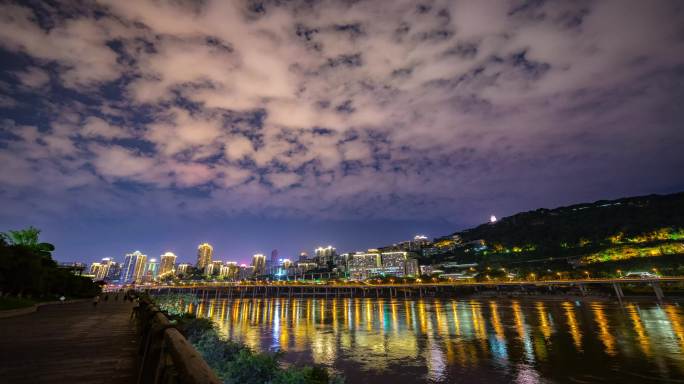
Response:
179,297,684,383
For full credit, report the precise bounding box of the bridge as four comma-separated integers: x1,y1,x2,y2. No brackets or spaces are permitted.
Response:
144,277,684,303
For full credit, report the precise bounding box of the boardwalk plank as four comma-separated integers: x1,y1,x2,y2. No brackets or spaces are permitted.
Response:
0,300,137,384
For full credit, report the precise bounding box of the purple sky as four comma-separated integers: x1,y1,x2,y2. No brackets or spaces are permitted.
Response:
1,1,683,265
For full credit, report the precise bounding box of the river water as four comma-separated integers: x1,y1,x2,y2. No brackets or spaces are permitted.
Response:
180,297,684,383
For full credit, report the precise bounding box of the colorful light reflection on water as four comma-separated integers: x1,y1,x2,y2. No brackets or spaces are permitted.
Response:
180,297,684,383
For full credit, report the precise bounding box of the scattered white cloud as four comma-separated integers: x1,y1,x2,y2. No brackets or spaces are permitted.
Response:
0,0,683,221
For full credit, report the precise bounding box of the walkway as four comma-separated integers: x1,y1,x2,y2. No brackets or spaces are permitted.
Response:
0,299,137,384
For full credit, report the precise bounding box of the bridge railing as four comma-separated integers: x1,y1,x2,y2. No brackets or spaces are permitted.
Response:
133,296,221,384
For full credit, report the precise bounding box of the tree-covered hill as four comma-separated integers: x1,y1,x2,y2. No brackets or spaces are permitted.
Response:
456,192,684,248
424,192,684,274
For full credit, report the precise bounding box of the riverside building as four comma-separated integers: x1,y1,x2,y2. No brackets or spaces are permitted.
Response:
348,251,420,280
314,246,337,269
196,243,213,270
121,251,147,283
252,254,266,275
159,252,177,277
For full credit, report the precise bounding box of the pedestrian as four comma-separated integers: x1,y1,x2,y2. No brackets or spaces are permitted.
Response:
92,295,100,307
104,294,109,302
114,294,119,301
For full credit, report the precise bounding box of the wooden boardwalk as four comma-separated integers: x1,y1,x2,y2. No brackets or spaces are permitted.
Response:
0,299,137,384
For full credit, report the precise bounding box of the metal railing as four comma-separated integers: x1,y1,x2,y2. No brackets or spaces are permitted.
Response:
133,296,221,384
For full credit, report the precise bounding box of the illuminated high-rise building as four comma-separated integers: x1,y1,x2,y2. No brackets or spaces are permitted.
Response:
159,252,177,277
220,261,239,280
94,257,114,281
348,252,381,280
336,253,352,273
348,251,419,280
252,253,266,275
144,258,159,281
207,260,223,276
89,262,103,279
176,263,190,275
314,246,336,269
405,258,420,277
196,243,213,270
239,264,255,280
121,251,147,283
106,260,121,281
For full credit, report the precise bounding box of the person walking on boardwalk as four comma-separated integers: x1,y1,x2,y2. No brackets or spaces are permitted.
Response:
92,295,100,307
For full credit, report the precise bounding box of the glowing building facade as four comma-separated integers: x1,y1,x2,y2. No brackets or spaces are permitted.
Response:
159,252,177,277
144,258,159,282
314,246,337,269
348,251,419,280
121,251,147,283
176,263,190,275
252,254,266,276
196,243,213,270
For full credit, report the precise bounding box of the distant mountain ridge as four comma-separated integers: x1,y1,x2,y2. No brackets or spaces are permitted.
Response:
453,192,684,245
423,191,684,272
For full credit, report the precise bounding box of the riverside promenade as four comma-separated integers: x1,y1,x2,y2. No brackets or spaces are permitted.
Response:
0,299,137,384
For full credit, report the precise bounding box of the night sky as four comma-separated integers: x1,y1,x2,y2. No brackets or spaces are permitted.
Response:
1,1,683,265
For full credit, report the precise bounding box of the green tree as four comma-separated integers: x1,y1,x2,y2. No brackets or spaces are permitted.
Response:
1,226,55,258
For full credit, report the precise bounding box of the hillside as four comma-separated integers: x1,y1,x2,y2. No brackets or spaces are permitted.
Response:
423,192,684,274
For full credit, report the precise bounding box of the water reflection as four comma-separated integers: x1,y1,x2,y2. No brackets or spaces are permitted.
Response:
175,297,684,383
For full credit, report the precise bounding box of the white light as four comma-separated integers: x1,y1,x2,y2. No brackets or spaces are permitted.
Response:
490,215,497,223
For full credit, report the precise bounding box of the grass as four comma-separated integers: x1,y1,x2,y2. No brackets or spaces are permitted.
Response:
0,296,36,310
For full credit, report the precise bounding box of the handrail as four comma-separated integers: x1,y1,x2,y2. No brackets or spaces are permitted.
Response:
133,296,221,384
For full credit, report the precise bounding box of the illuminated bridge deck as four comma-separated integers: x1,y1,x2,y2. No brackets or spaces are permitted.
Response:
150,277,684,302
0,300,137,384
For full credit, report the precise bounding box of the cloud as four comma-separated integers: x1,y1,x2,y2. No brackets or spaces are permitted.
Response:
14,66,50,88
90,144,156,179
81,116,131,139
0,0,683,223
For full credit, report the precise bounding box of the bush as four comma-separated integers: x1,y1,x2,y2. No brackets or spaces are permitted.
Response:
161,303,343,384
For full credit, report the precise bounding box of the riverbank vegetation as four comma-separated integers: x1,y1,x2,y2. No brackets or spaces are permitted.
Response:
0,227,101,301
153,294,342,384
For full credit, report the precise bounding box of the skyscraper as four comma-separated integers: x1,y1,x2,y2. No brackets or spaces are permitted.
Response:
159,252,177,276
95,257,114,280
176,263,190,275
121,251,147,283
196,243,213,270
220,261,239,280
89,262,102,278
207,260,223,276
268,249,279,274
252,253,266,275
106,261,121,281
348,252,381,280
314,246,336,269
144,258,159,281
